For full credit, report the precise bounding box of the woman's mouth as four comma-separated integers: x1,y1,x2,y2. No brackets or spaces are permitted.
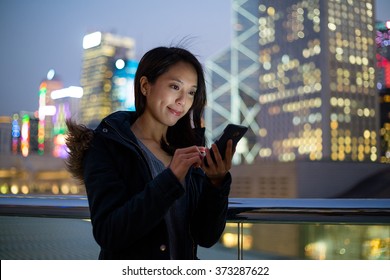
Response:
168,107,183,117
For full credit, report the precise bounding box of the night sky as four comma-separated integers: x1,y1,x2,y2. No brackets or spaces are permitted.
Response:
0,0,389,117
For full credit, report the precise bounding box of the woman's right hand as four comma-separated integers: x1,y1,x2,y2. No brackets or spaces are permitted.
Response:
169,146,205,183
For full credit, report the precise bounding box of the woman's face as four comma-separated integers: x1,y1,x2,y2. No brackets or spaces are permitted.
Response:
141,61,198,127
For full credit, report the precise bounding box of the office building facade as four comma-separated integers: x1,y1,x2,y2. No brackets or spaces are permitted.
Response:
80,32,135,128
111,59,138,112
376,21,390,163
37,73,63,156
0,116,12,155
206,0,378,163
51,86,83,158
205,0,261,164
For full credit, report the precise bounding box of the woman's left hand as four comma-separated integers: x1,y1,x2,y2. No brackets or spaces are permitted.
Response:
201,139,234,187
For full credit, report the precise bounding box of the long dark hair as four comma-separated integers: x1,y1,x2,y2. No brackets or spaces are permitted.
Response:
134,46,207,154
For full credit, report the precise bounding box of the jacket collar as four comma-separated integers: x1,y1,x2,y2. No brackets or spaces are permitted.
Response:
95,111,138,143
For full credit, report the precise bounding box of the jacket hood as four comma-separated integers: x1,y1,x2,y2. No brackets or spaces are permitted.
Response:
65,119,94,182
65,111,136,182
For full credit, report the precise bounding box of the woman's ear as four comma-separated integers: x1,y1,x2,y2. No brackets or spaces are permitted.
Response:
140,76,149,96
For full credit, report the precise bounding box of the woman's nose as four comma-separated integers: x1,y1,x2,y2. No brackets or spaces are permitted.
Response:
176,92,186,106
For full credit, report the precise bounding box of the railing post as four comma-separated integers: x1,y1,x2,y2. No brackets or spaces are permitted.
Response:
237,222,244,260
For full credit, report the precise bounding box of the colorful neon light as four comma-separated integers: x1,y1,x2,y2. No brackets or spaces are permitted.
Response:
20,114,30,157
38,82,47,155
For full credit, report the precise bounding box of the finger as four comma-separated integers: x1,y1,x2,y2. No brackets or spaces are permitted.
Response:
184,149,204,162
211,143,223,163
174,154,203,167
225,139,234,166
174,146,203,158
201,148,213,169
172,148,202,164
175,146,199,155
205,147,217,167
183,146,207,161
170,153,202,181
197,146,206,159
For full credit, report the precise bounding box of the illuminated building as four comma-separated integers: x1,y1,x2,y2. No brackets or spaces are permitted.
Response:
205,45,257,164
206,0,378,163
21,114,31,157
0,116,12,155
0,153,83,195
51,86,83,158
111,59,138,112
11,114,20,154
80,31,135,128
376,20,390,163
8,111,39,157
38,70,63,155
379,89,390,163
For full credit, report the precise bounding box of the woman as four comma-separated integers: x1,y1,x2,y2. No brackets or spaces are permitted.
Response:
66,46,234,260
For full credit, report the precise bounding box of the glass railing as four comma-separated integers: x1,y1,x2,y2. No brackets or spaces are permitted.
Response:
218,198,390,260
1,195,389,260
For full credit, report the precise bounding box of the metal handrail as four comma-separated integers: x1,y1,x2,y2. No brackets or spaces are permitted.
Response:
1,195,390,260
1,194,390,223
0,195,90,219
228,197,390,223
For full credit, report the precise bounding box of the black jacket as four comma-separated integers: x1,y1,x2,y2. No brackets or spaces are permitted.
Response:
83,111,231,259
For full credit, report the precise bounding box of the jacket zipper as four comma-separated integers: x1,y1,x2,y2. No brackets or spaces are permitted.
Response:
189,173,197,259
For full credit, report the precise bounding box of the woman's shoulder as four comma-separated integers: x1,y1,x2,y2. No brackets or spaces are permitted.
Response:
101,110,136,125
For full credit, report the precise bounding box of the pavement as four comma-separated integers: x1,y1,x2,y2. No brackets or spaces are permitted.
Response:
0,216,99,260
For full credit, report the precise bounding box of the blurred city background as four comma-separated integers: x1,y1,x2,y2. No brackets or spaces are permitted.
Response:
0,0,389,260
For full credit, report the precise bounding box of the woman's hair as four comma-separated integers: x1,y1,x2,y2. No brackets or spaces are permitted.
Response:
134,46,207,154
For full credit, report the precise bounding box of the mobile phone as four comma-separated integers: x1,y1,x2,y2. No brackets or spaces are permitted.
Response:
204,124,248,166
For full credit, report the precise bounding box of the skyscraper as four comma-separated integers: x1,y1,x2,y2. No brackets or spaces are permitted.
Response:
80,31,135,127
51,86,83,158
0,116,12,155
206,0,378,163
37,71,63,155
376,20,390,163
111,59,139,112
205,0,261,164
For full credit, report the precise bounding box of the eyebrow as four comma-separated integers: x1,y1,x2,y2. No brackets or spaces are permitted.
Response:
171,78,197,89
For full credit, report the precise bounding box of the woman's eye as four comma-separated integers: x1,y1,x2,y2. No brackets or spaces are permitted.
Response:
171,84,180,90
188,91,196,97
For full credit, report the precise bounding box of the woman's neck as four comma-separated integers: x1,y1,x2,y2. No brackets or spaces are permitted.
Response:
131,116,167,144
131,116,172,167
